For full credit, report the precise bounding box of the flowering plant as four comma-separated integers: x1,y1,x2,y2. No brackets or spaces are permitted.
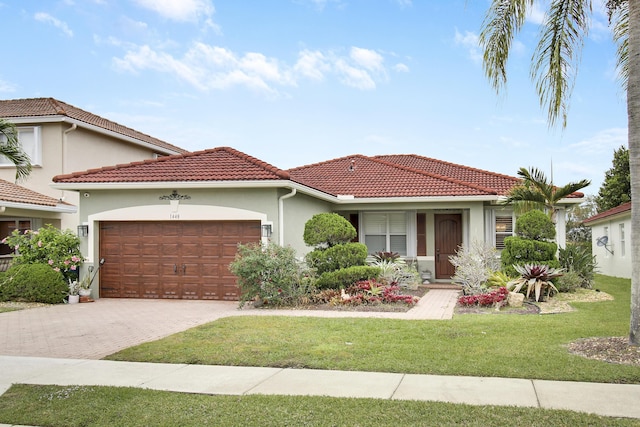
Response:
2,224,84,282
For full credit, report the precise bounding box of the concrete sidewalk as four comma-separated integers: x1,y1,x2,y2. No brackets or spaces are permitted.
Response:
1,355,640,421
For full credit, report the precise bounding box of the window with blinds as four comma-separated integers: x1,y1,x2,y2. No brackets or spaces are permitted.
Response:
363,212,407,255
495,216,513,250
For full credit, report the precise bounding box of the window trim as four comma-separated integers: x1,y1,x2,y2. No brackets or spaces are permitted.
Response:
361,211,409,256
0,126,42,167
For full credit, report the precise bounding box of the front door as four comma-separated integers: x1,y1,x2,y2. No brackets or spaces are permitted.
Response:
434,214,462,279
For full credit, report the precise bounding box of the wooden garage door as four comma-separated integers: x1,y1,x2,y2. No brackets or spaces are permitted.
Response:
99,221,261,300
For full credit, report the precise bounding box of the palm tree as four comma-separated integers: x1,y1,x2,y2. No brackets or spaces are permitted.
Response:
0,119,32,182
479,0,640,346
506,166,591,224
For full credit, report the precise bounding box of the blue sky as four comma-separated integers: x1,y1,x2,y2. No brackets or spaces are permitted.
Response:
1,0,627,193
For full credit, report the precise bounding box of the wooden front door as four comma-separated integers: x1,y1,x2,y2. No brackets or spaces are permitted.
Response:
98,220,260,300
434,214,462,279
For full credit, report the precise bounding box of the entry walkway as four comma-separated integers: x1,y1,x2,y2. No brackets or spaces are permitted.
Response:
1,355,640,420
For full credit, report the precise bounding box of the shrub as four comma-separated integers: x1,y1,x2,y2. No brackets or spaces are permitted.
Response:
501,237,559,276
229,242,315,307
555,270,582,293
305,243,368,274
303,213,356,248
449,241,501,295
335,280,419,306
373,251,401,262
558,244,596,289
0,263,67,304
457,287,509,307
316,265,381,290
2,225,83,282
515,209,556,241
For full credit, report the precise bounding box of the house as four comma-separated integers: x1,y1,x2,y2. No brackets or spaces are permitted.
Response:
0,98,187,234
52,146,584,300
0,179,76,268
583,201,631,279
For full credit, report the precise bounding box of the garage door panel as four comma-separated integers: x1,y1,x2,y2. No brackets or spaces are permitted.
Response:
100,220,260,300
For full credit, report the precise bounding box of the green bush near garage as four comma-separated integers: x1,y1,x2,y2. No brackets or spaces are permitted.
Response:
0,263,67,304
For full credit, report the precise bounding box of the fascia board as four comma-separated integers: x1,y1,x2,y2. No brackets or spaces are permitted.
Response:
0,201,77,213
9,116,182,156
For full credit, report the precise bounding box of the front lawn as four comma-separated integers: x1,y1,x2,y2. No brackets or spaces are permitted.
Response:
0,384,637,427
106,275,640,383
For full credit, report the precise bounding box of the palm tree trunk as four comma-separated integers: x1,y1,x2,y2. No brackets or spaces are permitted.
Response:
628,0,640,346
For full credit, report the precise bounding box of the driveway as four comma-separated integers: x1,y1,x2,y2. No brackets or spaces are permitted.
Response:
0,290,458,359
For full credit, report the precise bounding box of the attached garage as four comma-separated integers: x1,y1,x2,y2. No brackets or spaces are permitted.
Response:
99,220,261,300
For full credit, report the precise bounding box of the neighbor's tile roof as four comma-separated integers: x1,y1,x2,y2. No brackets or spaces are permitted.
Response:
0,98,187,155
288,154,512,198
583,201,631,225
53,147,290,183
0,179,69,208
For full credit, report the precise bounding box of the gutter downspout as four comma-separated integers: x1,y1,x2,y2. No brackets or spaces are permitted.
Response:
62,123,77,201
278,188,297,245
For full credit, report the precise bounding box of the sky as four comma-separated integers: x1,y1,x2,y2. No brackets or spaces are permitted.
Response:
0,0,628,194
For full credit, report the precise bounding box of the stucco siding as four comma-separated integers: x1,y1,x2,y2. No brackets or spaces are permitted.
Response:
590,215,631,279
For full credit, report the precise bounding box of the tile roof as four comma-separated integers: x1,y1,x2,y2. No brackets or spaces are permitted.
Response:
0,179,70,208
0,98,187,155
53,147,290,183
583,201,631,224
374,154,521,196
288,154,509,198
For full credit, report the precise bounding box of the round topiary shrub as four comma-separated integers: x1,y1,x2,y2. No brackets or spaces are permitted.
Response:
303,213,356,248
515,209,556,241
305,242,368,274
0,263,67,304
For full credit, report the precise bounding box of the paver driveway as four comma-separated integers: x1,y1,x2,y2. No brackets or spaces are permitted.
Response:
0,290,458,359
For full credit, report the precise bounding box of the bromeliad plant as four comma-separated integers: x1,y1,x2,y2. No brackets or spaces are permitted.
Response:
508,263,563,302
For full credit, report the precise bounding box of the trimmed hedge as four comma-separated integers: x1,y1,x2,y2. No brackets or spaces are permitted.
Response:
303,213,356,247
0,263,67,304
316,266,381,290
501,236,560,276
515,209,555,240
305,243,368,275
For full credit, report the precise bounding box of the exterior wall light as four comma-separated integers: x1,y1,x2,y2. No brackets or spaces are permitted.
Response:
77,224,89,237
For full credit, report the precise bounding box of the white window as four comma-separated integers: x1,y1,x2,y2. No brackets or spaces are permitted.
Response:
495,215,513,250
0,126,41,166
363,212,407,256
619,223,625,257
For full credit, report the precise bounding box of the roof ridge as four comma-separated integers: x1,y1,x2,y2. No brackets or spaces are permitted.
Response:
367,156,498,195
287,154,368,172
218,146,290,179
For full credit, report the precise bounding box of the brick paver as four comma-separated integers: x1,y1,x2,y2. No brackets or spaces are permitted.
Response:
0,290,459,359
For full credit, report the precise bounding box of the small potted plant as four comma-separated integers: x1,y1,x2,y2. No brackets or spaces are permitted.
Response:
68,279,80,304
78,275,92,297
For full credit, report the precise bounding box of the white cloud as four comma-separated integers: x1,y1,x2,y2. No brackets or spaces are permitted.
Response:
527,3,546,25
395,0,412,8
294,50,330,81
393,63,409,73
113,42,396,93
350,47,384,72
34,12,73,37
454,29,481,63
133,0,214,22
568,127,628,155
334,59,376,90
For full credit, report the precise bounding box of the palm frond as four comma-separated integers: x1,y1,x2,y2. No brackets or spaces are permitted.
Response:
0,119,32,182
609,1,628,88
479,0,533,93
531,0,591,128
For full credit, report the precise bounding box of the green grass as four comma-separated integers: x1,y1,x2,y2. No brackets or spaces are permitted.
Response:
0,307,20,313
1,384,638,427
106,275,640,383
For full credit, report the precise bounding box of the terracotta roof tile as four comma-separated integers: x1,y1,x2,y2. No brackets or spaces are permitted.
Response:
374,154,520,196
0,179,69,208
288,155,504,198
583,201,631,224
0,98,187,154
53,147,290,183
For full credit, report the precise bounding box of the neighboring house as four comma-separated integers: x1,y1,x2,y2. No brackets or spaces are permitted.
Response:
0,179,76,261
52,146,584,300
0,97,187,235
584,202,631,279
